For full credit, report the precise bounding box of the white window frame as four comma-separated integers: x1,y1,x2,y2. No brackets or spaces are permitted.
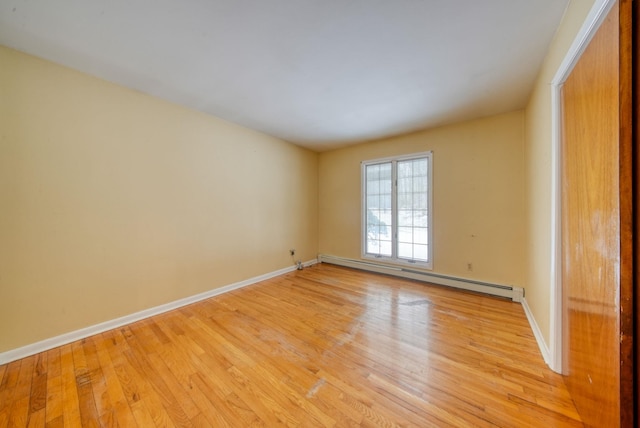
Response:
361,151,433,269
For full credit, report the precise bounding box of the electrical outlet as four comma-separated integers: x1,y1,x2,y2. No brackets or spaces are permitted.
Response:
290,249,296,256
467,262,473,272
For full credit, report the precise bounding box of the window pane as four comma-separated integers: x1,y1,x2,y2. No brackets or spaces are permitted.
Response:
414,244,428,261
398,226,413,243
398,177,410,193
398,209,412,226
414,210,428,227
414,193,427,209
379,209,392,228
379,163,392,179
380,240,392,256
396,157,429,262
365,162,392,257
398,161,411,178
398,243,413,258
413,178,427,192
414,158,427,175
414,227,428,244
381,194,392,209
397,192,411,210
368,239,379,254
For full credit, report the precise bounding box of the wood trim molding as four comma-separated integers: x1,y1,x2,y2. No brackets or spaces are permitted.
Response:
521,297,552,366
618,1,635,425
633,0,639,422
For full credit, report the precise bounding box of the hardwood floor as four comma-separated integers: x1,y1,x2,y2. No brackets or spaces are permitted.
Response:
0,263,582,427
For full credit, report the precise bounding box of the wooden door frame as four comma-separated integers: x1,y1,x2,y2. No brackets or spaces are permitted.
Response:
619,1,634,426
633,0,639,421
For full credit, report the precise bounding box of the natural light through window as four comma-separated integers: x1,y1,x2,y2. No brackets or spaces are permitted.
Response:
362,152,432,268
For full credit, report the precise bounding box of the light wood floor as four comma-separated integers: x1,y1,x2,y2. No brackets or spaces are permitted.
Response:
0,263,582,427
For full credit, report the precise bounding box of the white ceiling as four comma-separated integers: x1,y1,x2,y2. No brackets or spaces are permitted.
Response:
0,0,569,151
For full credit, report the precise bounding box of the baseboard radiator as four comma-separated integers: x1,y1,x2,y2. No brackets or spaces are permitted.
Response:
318,254,523,302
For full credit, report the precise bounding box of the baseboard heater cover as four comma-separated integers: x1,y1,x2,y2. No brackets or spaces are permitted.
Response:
318,254,523,302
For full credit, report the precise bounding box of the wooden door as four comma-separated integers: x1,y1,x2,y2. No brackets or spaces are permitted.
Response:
561,1,634,427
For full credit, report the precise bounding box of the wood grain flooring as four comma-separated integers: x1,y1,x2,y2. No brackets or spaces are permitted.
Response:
0,263,582,427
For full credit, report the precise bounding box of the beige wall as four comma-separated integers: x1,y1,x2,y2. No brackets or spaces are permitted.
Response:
319,111,525,287
0,46,318,353
524,0,597,346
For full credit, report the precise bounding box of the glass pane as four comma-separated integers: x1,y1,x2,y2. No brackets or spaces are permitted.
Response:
368,180,379,194
368,209,380,223
414,193,427,209
397,193,411,210
395,157,429,262
414,227,428,244
381,194,392,209
365,162,392,258
398,226,413,243
397,177,410,193
379,209,392,228
398,243,412,258
380,240,392,256
398,209,412,226
414,244,428,261
379,163,392,180
413,158,427,175
398,161,411,178
414,210,428,227
366,164,378,182
366,238,376,253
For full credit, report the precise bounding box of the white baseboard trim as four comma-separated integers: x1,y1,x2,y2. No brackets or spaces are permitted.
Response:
318,254,523,302
521,297,551,367
0,259,317,365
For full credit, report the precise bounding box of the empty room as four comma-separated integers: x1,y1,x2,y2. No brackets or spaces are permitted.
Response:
0,0,638,426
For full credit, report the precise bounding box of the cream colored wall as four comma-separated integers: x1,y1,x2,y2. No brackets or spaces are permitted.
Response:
319,111,525,287
524,0,597,346
0,46,318,353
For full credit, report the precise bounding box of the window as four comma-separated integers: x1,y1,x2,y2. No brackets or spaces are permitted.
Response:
362,152,432,268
